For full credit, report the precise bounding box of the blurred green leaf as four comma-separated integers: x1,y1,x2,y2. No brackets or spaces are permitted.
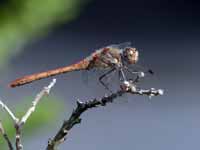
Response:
0,0,90,69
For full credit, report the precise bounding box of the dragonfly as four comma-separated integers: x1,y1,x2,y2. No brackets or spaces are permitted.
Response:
9,42,153,92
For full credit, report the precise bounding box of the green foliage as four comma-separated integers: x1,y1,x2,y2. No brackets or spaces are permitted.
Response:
0,96,65,148
0,0,89,69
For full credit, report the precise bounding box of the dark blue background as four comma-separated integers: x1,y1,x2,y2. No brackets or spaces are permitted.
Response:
1,0,200,149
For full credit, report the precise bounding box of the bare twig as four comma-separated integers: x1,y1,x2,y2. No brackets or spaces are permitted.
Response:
0,100,18,123
20,79,57,125
0,79,57,150
15,79,57,150
46,81,164,150
0,120,14,150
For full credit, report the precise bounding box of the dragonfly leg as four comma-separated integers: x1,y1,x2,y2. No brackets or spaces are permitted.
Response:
132,64,154,75
123,66,145,83
99,68,115,93
118,68,127,82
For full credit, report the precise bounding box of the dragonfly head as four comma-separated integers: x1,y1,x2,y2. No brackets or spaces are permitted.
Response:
123,47,139,64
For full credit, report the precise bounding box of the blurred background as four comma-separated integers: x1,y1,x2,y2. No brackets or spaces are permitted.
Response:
0,0,200,149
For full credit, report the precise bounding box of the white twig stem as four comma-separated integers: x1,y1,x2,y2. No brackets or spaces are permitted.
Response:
15,79,57,150
0,100,18,123
20,79,56,125
0,79,57,150
0,120,5,135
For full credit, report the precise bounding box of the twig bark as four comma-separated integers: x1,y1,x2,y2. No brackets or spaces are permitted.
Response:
46,81,164,150
0,120,13,150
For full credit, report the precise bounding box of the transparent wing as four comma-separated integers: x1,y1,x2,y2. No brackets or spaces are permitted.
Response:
80,68,109,87
107,42,132,49
80,68,120,92
96,42,132,55
123,63,154,83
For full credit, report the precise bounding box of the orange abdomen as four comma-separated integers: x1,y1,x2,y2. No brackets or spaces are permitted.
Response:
10,59,90,88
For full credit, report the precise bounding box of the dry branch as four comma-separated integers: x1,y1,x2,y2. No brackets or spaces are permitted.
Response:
46,80,163,150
